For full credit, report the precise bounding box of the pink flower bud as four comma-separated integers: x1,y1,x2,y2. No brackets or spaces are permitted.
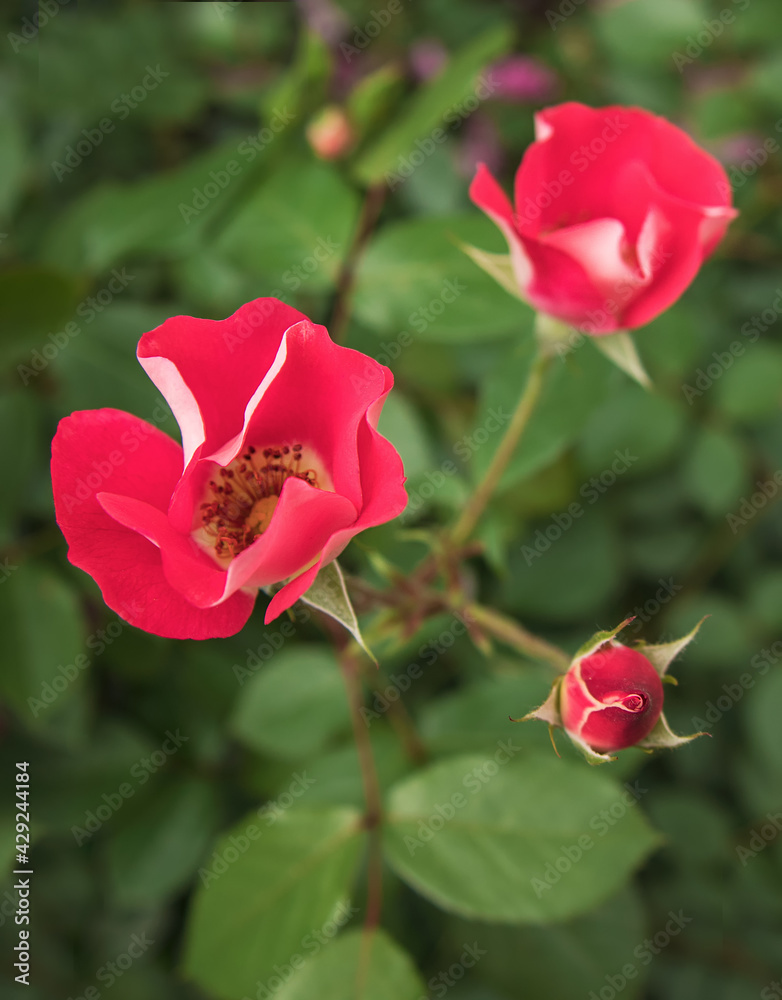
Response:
517,617,706,764
306,106,354,161
560,645,663,752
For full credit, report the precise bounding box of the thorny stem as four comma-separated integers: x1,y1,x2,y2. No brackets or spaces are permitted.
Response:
451,350,551,545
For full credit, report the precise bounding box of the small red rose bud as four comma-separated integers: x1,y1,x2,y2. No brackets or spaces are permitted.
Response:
517,617,708,764
306,106,354,161
560,646,663,752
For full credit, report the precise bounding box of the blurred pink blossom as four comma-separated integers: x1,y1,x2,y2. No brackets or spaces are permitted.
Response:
488,56,558,104
409,39,449,81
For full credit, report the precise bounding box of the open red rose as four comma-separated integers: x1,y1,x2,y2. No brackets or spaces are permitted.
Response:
51,299,407,640
560,646,663,752
470,102,736,333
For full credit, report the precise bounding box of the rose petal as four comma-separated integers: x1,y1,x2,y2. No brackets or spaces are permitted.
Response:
51,410,254,639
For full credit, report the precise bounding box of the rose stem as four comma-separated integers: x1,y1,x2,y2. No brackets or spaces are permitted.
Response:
450,348,550,545
467,603,570,671
330,182,387,346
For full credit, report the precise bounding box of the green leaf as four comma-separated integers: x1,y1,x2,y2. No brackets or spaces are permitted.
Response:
215,158,360,292
0,564,86,734
590,332,652,389
682,427,749,517
347,65,406,143
353,215,529,344
383,753,660,923
0,101,26,220
714,343,782,424
353,22,513,185
229,645,351,760
104,777,220,907
452,887,647,1000
0,390,41,545
182,806,366,1000
576,384,686,479
419,672,554,756
41,137,261,274
274,928,426,1000
261,29,331,123
375,392,434,481
743,668,782,776
592,0,709,66
300,560,376,663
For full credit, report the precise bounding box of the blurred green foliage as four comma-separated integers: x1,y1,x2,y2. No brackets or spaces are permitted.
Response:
1,0,781,998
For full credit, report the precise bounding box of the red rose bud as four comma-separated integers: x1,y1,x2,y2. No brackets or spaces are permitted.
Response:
518,617,707,764
560,646,663,752
306,106,354,161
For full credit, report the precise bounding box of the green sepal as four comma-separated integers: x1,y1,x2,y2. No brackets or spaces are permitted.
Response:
635,616,708,677
456,241,524,302
572,617,636,664
636,711,707,751
591,331,652,389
